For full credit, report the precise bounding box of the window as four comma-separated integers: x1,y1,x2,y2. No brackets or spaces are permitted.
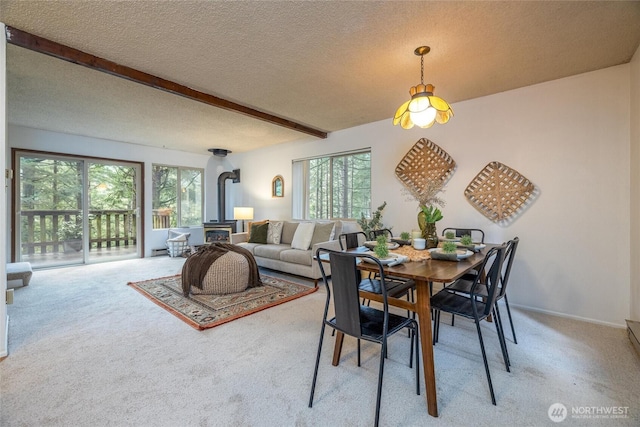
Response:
152,165,203,228
292,150,371,220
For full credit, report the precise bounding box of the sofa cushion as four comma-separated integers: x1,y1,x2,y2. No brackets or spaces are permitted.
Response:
291,222,315,250
281,221,300,245
235,242,261,254
254,244,290,260
267,221,283,244
279,248,313,266
248,222,269,243
310,222,334,247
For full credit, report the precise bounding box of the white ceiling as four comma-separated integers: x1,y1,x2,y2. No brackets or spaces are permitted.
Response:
2,1,640,155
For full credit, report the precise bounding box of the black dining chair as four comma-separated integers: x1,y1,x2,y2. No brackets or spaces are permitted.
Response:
442,227,485,243
340,232,416,322
369,228,393,241
309,248,420,427
335,231,415,341
446,237,520,347
430,244,508,405
338,231,368,250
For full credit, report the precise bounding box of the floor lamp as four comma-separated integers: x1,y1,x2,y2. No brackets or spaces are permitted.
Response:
233,207,254,233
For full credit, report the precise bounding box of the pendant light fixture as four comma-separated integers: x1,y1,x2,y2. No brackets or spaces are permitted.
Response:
393,46,453,129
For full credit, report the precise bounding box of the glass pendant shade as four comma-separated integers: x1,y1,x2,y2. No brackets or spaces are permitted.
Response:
394,83,453,129
393,47,454,129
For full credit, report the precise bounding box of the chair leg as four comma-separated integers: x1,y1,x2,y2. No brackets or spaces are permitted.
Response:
414,324,421,395
357,338,361,367
492,306,511,371
374,339,387,427
308,323,327,407
474,318,497,405
503,294,518,344
433,309,441,344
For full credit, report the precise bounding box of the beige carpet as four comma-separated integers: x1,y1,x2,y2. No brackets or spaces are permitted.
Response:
1,257,639,426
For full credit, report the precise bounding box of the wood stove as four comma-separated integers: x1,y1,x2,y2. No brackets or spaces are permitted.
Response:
203,221,237,244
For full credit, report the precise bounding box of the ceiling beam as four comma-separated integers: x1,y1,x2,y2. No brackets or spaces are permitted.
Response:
5,26,328,140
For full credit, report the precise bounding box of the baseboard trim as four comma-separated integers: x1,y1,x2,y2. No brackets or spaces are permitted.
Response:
509,303,626,329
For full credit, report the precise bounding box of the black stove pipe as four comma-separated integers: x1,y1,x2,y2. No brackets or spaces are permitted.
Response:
217,169,240,222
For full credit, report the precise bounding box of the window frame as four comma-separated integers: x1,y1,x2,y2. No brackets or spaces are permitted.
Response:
151,164,204,229
292,149,371,220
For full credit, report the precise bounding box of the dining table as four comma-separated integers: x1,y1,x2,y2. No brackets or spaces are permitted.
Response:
329,244,497,418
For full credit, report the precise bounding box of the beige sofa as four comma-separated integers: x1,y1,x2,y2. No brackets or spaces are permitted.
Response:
230,219,361,285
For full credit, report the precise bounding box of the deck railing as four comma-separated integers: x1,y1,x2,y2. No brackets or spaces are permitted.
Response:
20,209,137,255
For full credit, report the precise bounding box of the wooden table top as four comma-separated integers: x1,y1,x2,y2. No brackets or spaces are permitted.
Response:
349,245,494,283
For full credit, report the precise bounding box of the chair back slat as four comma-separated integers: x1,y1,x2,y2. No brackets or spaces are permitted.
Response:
442,227,485,243
470,244,507,317
498,237,519,298
339,232,367,250
369,228,393,241
329,252,365,337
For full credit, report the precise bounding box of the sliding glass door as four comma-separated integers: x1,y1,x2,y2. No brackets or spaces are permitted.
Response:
15,151,141,268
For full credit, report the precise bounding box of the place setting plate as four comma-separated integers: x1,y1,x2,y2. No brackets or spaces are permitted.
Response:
455,242,486,251
360,251,409,266
428,248,474,260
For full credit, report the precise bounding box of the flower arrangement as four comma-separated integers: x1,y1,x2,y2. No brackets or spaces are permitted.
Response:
403,179,446,211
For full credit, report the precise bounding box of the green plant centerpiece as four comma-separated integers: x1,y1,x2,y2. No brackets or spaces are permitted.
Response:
403,179,446,249
445,231,455,240
374,235,389,259
460,234,473,246
358,201,388,237
441,241,458,253
417,205,443,249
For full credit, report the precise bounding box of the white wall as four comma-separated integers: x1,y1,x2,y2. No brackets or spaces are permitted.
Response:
7,125,217,256
230,64,632,327
630,43,640,322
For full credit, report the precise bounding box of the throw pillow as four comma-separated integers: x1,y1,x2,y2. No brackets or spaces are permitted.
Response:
310,222,335,247
280,221,300,244
247,219,268,231
290,222,316,250
248,222,269,244
267,221,284,244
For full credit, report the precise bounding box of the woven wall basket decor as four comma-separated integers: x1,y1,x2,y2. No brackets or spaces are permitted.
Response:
464,161,535,223
395,138,456,194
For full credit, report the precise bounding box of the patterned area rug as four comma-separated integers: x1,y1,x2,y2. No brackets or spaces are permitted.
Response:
128,274,318,330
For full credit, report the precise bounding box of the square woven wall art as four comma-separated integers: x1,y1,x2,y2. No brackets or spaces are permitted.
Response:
395,138,456,194
465,161,535,223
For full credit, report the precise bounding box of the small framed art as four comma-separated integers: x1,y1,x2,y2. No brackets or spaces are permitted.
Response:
272,175,284,198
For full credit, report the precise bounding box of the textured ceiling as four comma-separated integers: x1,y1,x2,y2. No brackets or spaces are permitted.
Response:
2,1,640,154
